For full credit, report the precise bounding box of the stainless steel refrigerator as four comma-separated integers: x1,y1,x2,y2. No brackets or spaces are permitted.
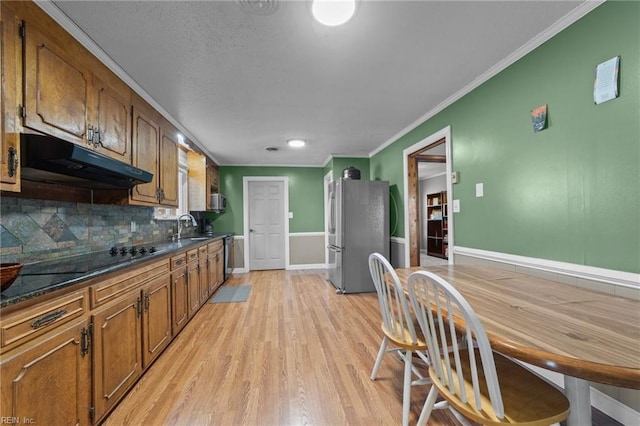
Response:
327,179,389,293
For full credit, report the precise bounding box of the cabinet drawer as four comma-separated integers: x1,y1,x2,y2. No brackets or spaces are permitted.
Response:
186,249,198,262
170,253,187,270
198,245,208,257
1,289,88,351
90,258,170,308
208,240,223,252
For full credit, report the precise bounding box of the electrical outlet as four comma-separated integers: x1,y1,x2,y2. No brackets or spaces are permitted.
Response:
476,183,484,197
130,221,137,232
453,199,460,213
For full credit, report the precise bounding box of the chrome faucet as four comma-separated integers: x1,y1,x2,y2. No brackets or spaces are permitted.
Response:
176,213,198,240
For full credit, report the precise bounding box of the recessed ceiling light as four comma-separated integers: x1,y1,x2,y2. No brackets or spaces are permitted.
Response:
312,0,356,27
287,139,306,148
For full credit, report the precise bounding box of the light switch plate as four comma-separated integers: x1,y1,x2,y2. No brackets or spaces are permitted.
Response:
451,171,459,184
453,199,460,213
288,212,293,219
476,183,484,197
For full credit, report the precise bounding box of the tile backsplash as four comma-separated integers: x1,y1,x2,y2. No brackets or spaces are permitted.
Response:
0,196,194,264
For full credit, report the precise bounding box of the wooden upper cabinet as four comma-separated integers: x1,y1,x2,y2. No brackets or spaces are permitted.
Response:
131,104,160,205
20,10,133,165
130,102,178,207
159,122,178,207
1,5,20,191
91,75,131,163
22,21,89,144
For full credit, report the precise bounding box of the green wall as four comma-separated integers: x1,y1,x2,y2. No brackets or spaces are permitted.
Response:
212,166,325,234
371,1,640,273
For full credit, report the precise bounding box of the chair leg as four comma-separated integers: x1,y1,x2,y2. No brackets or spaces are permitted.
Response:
402,349,413,426
370,336,389,380
417,386,439,426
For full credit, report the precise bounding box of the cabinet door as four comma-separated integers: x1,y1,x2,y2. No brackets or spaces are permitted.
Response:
187,261,200,318
22,22,89,144
198,257,209,306
142,274,172,368
0,318,91,425
171,266,189,334
92,75,131,163
216,247,225,288
159,127,178,207
1,7,20,189
207,253,217,294
91,293,142,423
130,106,160,204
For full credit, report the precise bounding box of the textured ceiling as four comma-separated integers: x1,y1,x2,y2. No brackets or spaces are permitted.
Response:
50,0,588,166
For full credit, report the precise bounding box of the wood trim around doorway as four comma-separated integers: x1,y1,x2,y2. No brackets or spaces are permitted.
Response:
403,126,453,268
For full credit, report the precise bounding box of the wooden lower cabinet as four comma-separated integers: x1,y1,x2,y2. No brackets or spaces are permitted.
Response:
0,317,91,425
0,241,223,424
91,291,142,423
91,273,172,423
208,241,224,295
198,254,210,306
171,262,189,335
142,274,172,368
187,258,201,318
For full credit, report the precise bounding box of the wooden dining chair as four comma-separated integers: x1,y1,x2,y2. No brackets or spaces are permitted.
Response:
368,253,431,426
407,270,570,426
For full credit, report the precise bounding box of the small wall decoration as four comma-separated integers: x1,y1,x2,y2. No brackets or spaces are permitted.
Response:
531,104,548,133
594,56,620,105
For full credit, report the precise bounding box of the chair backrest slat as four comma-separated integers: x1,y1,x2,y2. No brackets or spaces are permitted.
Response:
408,270,506,418
368,253,418,346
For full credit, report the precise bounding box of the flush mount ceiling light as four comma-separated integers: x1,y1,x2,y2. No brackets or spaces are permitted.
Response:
312,0,356,26
287,139,306,148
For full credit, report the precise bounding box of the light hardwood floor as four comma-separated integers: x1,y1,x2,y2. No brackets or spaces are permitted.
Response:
102,270,461,425
102,269,618,426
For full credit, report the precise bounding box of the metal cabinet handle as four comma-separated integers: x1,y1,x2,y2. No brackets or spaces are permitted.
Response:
31,309,67,329
93,128,101,147
7,147,18,177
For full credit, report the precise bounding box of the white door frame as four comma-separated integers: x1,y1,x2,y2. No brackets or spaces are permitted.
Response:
243,176,290,271
403,125,454,268
323,170,333,267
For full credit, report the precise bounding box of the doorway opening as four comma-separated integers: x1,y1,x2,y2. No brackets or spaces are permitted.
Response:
402,126,453,267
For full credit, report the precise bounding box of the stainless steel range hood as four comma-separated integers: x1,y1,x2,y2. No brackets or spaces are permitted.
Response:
20,133,153,189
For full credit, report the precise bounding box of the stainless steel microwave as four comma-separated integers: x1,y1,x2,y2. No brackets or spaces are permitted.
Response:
211,193,227,212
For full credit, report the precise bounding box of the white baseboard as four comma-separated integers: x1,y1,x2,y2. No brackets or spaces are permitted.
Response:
287,263,326,270
453,246,639,289
232,267,247,274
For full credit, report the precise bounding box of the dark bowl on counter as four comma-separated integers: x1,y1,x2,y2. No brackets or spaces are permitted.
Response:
1,262,23,292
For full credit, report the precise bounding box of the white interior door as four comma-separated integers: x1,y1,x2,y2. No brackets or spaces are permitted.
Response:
248,180,285,270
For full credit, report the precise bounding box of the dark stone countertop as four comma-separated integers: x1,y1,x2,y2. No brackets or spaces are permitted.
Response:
0,233,232,309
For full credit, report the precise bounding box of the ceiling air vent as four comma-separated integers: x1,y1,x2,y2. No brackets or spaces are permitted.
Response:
265,146,279,152
235,0,279,16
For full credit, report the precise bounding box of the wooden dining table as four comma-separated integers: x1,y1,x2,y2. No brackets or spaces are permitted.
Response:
394,265,640,426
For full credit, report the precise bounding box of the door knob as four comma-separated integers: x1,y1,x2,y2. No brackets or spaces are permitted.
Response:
249,229,255,233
